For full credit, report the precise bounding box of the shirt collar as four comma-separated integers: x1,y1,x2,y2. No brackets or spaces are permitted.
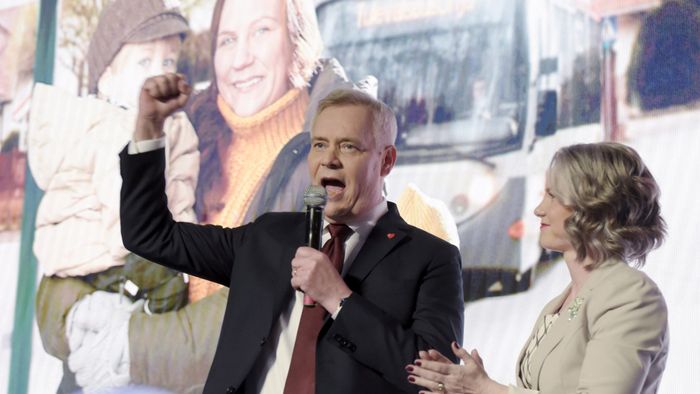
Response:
324,199,388,238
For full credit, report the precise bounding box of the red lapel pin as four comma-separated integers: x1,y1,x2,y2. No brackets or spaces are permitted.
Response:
387,233,396,239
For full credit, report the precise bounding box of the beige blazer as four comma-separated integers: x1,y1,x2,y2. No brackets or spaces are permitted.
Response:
509,260,669,394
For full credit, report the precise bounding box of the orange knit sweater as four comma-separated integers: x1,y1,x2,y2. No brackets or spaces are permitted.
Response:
188,88,310,302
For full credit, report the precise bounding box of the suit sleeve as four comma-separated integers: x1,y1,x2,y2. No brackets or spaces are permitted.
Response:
325,241,464,392
119,146,249,286
574,275,668,394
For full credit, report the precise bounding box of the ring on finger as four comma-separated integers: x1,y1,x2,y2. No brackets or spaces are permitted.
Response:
436,382,445,393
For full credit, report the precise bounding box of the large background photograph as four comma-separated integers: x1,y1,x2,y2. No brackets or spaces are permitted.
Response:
1,0,698,393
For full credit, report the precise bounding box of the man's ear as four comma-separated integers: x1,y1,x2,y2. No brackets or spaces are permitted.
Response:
380,145,397,177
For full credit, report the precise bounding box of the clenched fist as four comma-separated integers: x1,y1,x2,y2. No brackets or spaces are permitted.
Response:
134,73,192,141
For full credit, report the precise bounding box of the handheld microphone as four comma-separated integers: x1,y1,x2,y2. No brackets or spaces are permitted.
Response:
303,185,326,307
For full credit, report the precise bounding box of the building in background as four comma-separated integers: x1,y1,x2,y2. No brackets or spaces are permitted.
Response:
0,1,37,232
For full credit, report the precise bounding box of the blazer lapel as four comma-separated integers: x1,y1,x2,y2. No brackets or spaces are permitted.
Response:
515,285,570,387
345,202,409,284
522,260,622,388
528,293,579,388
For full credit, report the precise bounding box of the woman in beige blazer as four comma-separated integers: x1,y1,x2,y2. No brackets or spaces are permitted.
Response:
406,142,669,394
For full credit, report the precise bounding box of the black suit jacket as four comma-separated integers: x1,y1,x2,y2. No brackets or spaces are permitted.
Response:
120,147,464,393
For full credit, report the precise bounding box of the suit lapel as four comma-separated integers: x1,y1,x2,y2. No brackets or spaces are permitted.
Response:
524,260,622,388
345,202,409,284
527,289,578,388
515,285,570,386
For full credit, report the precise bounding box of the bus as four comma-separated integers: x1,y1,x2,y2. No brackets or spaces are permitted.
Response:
316,0,604,301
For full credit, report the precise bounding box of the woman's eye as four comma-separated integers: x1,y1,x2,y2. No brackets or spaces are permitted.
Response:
138,58,151,68
253,27,270,37
218,36,235,47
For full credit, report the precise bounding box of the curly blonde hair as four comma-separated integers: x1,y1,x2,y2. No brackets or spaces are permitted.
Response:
548,143,666,267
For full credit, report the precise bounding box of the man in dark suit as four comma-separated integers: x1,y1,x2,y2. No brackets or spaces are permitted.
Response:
120,73,464,393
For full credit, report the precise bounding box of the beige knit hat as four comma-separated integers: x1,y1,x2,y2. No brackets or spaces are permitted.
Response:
396,183,461,248
87,0,189,93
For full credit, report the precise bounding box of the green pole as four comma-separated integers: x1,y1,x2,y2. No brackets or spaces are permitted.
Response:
8,0,56,393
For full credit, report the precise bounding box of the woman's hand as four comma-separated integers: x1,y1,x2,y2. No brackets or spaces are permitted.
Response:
405,342,508,394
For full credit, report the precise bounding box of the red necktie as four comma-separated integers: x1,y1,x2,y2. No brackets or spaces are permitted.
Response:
284,223,353,394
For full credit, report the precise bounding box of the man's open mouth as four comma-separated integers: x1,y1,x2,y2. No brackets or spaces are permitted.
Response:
321,178,346,198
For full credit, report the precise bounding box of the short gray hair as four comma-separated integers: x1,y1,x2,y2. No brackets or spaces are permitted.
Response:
313,89,397,148
548,142,666,268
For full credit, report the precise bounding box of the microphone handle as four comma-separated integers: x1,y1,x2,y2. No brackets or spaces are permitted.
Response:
304,206,324,307
305,206,324,250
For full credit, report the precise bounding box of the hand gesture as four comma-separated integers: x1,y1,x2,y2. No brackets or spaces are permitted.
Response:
134,73,191,141
406,342,508,394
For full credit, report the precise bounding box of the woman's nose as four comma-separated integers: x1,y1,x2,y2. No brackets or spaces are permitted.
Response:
533,200,545,218
232,39,254,70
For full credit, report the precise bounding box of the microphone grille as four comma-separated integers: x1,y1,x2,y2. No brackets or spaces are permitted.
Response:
304,185,327,207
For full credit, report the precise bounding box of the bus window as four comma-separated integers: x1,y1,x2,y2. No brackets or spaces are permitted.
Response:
317,0,529,163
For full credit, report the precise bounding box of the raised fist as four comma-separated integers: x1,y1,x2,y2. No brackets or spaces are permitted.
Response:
134,73,191,141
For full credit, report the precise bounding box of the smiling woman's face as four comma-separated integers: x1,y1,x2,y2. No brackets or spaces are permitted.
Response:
214,0,294,117
533,172,574,253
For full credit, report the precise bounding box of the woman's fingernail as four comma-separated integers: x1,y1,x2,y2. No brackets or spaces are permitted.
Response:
405,366,414,372
452,341,460,349
408,376,416,383
415,360,422,366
